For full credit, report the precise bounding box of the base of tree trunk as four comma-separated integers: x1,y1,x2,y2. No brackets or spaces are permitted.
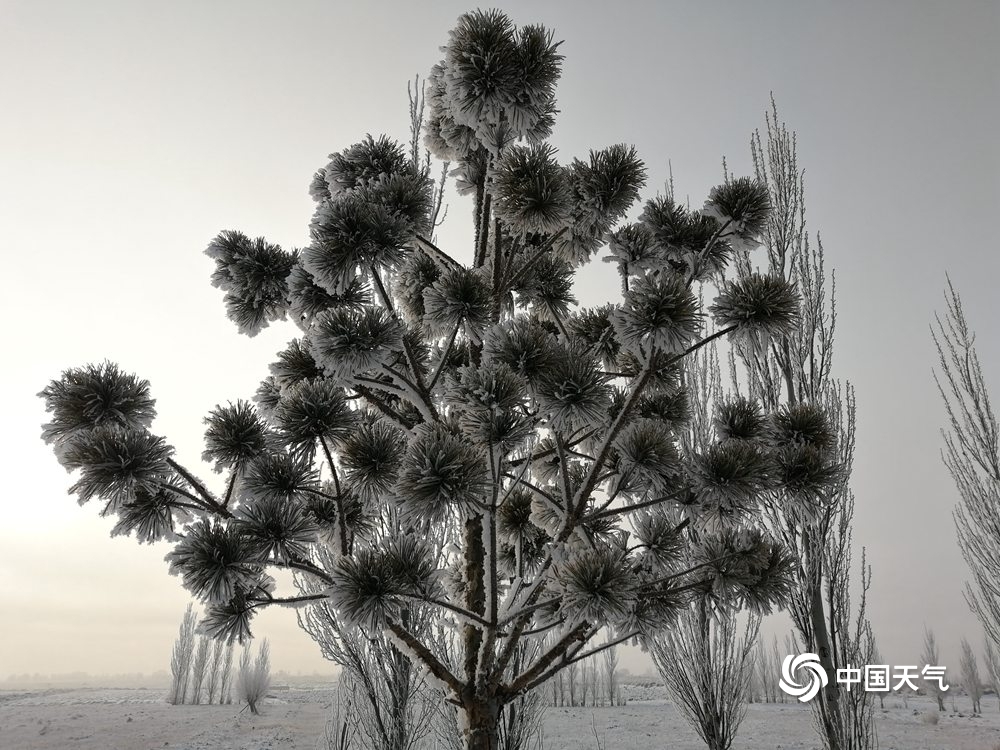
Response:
464,700,501,750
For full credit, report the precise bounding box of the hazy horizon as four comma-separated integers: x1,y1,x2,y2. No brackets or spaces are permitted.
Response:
3,0,999,681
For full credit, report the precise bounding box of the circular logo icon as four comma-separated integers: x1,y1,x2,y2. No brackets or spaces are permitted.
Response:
779,653,829,702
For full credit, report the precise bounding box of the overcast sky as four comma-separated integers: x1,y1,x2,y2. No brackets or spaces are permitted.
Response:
2,0,999,681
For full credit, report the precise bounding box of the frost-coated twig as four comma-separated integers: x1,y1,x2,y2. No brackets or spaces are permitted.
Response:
414,236,464,272
319,436,348,556
504,227,568,289
166,458,233,518
428,323,461,392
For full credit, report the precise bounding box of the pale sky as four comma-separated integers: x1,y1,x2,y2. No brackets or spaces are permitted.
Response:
2,0,998,680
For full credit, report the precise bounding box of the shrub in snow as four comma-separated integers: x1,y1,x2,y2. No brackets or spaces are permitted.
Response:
237,639,271,715
37,10,850,750
921,628,947,712
960,637,983,715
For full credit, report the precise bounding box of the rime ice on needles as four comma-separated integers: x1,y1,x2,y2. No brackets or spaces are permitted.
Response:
40,362,156,447
37,10,849,750
205,231,296,337
613,274,701,355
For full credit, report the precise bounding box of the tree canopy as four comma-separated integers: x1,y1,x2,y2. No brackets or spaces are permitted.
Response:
40,10,844,749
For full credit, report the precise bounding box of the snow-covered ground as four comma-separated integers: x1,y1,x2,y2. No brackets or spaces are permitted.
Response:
0,686,332,750
2,684,999,750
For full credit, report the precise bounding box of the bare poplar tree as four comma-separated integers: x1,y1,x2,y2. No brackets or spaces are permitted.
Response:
960,637,983,714
932,280,1000,651
754,635,775,703
189,635,211,705
870,644,886,710
602,639,620,708
168,603,197,705
584,658,603,706
824,397,879,745
984,638,1000,712
650,336,763,750
772,637,787,704
237,645,252,702
206,638,225,704
921,628,946,712
746,645,760,704
567,660,579,706
219,640,235,705
728,100,877,750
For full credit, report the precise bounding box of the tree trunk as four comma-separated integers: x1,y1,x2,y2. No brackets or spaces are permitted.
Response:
463,515,486,684
806,540,842,750
464,698,501,750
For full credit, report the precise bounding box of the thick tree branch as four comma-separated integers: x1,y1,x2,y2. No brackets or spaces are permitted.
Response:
252,592,327,609
385,620,464,698
319,436,348,556
504,227,568,289
428,323,461,392
589,490,692,522
166,458,232,518
504,621,589,697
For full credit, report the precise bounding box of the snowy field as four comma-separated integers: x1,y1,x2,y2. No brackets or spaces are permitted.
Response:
3,683,1000,750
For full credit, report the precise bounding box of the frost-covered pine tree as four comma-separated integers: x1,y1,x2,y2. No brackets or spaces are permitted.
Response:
38,11,841,749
